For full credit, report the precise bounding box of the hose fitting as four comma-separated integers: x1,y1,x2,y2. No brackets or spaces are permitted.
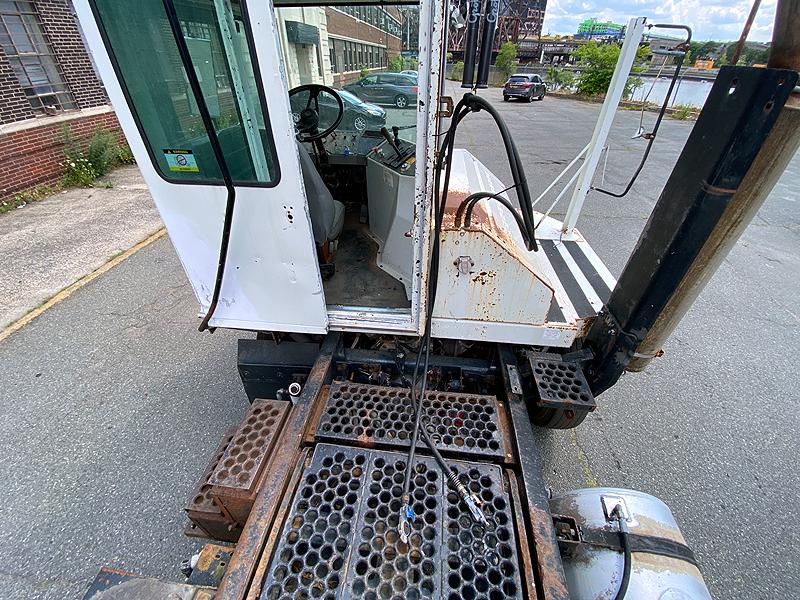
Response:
446,470,487,525
399,497,416,544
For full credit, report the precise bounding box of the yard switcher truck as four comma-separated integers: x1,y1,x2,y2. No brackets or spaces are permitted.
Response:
74,0,799,598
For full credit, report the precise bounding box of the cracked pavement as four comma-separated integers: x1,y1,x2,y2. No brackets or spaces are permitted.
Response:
0,87,797,599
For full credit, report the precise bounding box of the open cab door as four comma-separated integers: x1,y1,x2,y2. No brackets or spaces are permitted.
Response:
75,0,329,333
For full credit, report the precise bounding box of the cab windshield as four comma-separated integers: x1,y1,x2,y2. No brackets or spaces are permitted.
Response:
276,4,419,156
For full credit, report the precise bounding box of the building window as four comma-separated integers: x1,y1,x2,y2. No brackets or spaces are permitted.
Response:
0,0,78,114
329,40,337,73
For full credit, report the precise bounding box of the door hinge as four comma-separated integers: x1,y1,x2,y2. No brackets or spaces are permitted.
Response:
438,96,454,118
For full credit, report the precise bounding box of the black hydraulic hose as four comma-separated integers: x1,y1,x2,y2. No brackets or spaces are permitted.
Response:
162,0,235,333
463,94,532,230
612,506,632,600
462,93,538,251
400,102,471,516
592,25,692,199
455,190,530,247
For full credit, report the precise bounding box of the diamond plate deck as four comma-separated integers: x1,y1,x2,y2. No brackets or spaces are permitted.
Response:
258,444,523,600
315,382,506,461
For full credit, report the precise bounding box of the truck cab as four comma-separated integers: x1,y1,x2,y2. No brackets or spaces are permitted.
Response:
76,0,612,350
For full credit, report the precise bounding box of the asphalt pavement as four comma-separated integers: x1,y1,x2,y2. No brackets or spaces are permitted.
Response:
0,86,798,599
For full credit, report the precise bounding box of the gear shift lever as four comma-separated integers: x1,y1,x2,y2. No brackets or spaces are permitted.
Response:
381,126,403,158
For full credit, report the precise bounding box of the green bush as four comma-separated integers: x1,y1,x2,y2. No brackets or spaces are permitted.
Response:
545,65,575,91
87,129,118,176
573,42,648,96
388,55,405,72
624,76,644,100
671,104,694,120
61,126,131,187
495,42,518,80
450,61,464,81
360,67,370,78
116,144,135,165
63,157,99,187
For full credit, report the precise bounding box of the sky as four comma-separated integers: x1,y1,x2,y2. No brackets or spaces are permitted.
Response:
541,0,777,42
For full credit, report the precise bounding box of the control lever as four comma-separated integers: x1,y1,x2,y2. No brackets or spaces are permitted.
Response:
381,126,403,159
391,126,400,145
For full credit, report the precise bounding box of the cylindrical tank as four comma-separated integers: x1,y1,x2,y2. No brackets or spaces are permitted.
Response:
550,488,712,599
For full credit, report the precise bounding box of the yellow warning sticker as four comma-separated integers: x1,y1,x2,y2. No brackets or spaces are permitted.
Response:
163,149,199,172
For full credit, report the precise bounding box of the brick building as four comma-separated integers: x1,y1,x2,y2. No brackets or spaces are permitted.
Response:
325,6,402,86
0,0,122,200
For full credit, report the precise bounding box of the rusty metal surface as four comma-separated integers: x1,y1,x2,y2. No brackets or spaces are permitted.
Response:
507,470,539,600
209,400,289,492
185,427,242,542
82,567,214,600
216,333,341,600
187,428,237,514
210,399,291,525
188,543,234,588
256,443,522,600
315,381,507,460
498,346,571,600
768,0,800,72
245,448,312,600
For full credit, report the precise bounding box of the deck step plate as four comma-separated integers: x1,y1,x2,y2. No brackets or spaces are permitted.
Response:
315,382,506,461
259,444,523,600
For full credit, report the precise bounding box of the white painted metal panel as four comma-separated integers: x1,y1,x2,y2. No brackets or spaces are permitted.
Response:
74,0,328,333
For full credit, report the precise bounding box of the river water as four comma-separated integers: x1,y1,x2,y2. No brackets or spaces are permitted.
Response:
633,76,715,108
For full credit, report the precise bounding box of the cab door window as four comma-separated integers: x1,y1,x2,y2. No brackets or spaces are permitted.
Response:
91,0,277,185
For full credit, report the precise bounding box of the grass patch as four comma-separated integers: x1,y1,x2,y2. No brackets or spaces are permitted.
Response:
62,126,135,188
670,104,695,120
0,184,59,215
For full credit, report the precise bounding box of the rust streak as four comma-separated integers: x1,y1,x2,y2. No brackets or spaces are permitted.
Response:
508,472,540,600
528,505,572,599
701,181,738,196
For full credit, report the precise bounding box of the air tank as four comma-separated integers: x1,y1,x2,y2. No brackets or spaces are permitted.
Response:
550,488,712,599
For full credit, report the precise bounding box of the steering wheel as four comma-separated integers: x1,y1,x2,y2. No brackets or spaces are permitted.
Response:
288,84,345,143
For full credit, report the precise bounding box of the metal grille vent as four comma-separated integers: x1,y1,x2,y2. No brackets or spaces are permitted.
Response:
259,445,522,600
528,355,595,410
209,400,288,490
347,454,442,600
316,383,505,460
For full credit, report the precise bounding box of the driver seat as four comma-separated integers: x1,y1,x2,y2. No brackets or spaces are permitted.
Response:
297,143,345,245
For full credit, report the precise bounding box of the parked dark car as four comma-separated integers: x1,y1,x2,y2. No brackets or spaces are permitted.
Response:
344,72,418,108
290,88,386,133
503,74,546,102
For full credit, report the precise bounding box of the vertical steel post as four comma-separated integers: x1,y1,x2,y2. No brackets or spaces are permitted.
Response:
561,17,647,232
475,0,499,88
586,65,798,394
461,0,482,87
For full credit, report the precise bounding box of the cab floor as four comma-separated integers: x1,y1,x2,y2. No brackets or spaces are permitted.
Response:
323,221,410,309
